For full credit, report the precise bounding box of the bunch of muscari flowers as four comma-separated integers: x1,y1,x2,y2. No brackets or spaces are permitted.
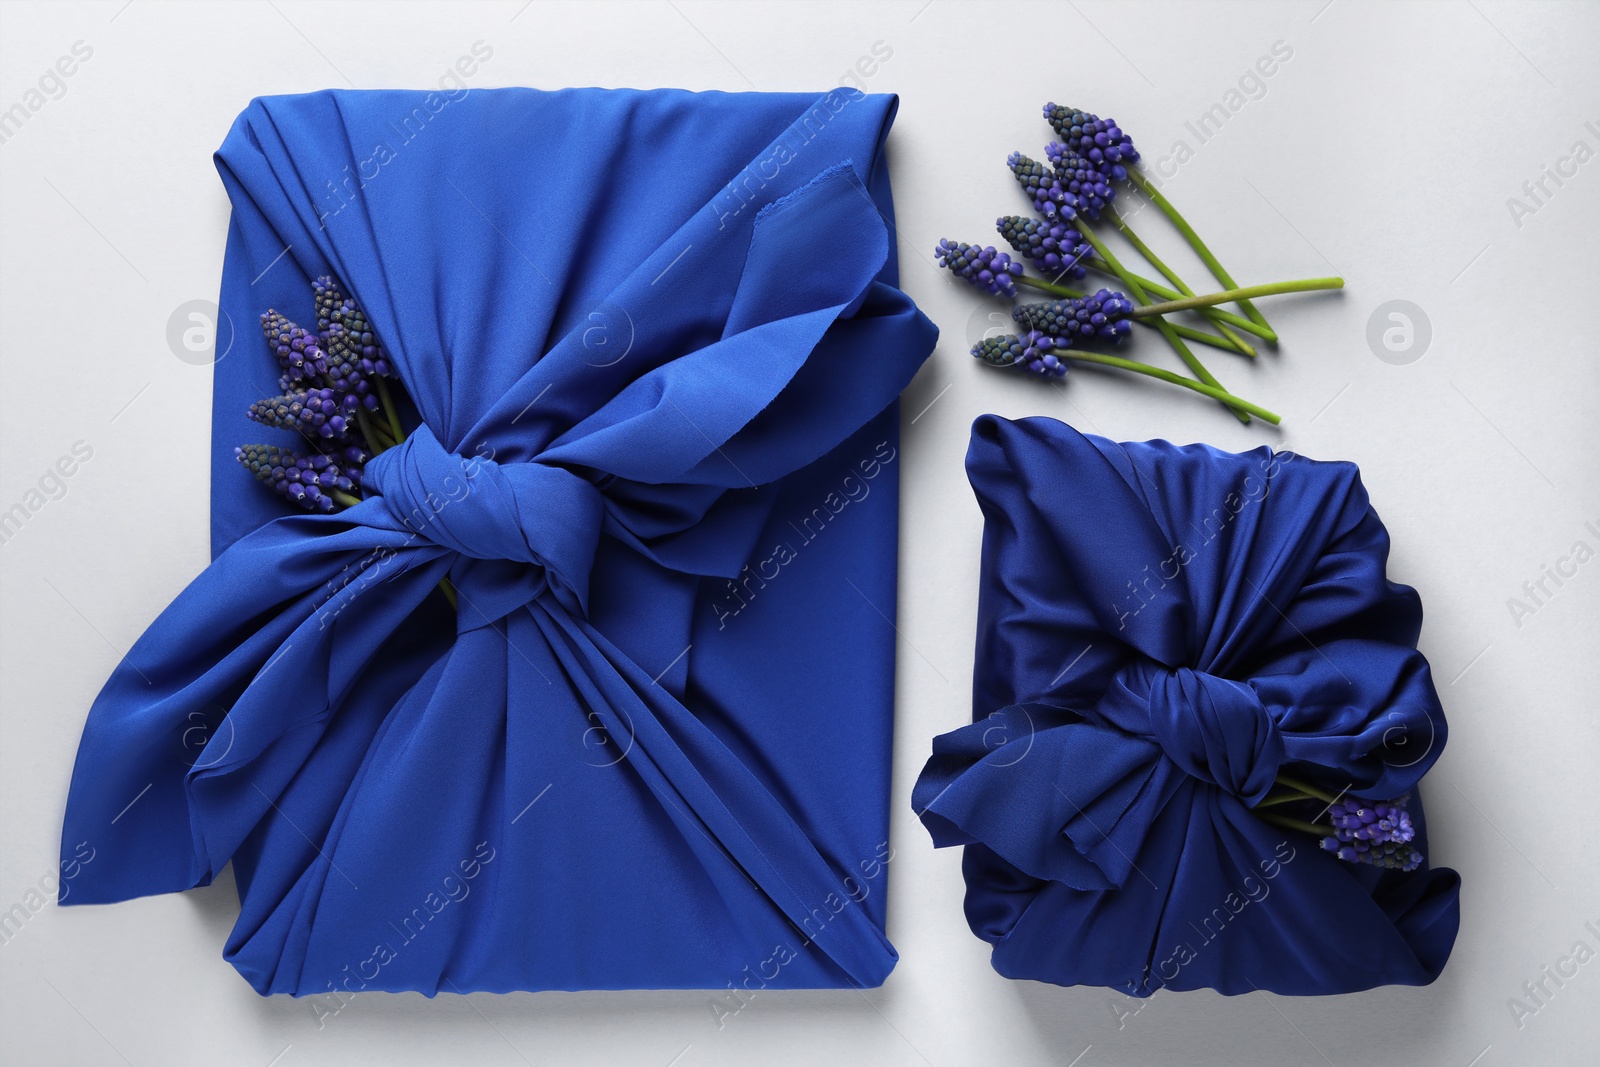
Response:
938,103,1347,426
236,276,407,514
1254,776,1426,873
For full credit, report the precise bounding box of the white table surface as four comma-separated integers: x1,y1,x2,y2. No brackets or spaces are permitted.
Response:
3,2,1597,1065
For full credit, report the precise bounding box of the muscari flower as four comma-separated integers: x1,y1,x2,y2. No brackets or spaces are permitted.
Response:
1043,103,1140,180
312,275,347,335
936,239,1023,297
321,292,392,379
247,388,359,440
260,310,328,389
309,275,394,406
242,277,392,514
1329,796,1417,844
319,331,382,411
971,331,1067,378
1046,143,1117,219
997,215,1090,279
1318,795,1423,872
322,294,393,409
1012,289,1136,344
235,444,357,514
1007,152,1076,221
972,334,1026,368
328,442,372,473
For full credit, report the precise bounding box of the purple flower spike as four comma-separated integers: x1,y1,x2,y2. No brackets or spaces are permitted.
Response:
1046,143,1117,219
236,444,357,514
328,443,371,483
246,392,311,436
935,239,1023,298
309,275,395,410
1012,289,1135,345
1320,794,1423,872
320,291,393,380
248,387,359,440
259,310,329,388
1006,152,1076,221
971,332,1068,378
312,276,348,335
1018,330,1067,377
996,215,1090,279
1044,103,1140,180
972,334,1027,367
320,330,382,411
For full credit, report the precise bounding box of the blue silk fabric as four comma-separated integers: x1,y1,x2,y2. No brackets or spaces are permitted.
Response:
59,88,936,995
913,416,1460,996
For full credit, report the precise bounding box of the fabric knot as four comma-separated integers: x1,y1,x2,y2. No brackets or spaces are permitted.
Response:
1111,661,1285,804
363,425,605,616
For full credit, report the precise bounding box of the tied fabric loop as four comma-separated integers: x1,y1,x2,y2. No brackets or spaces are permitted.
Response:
364,425,604,617
1112,660,1284,804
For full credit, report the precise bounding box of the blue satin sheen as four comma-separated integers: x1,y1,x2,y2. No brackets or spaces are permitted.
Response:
913,415,1461,996
59,87,936,995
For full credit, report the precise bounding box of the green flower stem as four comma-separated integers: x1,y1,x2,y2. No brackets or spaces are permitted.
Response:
1087,262,1275,342
1105,206,1255,358
1076,219,1251,425
1014,274,1083,299
1053,349,1280,425
1016,274,1242,353
438,577,458,611
1129,278,1345,319
1274,773,1338,805
1127,167,1273,333
353,407,385,456
1254,792,1309,810
1255,811,1331,838
332,489,364,509
1144,320,1240,355
367,417,398,453
375,376,406,443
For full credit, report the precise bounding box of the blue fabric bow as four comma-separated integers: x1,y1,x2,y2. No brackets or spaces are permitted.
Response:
913,415,1460,996
60,87,936,995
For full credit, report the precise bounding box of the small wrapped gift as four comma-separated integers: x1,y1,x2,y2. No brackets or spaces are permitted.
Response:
914,415,1460,996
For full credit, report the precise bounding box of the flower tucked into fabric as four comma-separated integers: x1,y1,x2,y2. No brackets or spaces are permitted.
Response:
260,309,328,389
60,87,937,997
1321,796,1422,870
318,280,393,381
247,387,357,439
912,415,1460,997
235,444,357,513
296,274,390,413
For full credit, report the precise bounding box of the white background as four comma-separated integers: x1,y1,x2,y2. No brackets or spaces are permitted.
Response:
2,2,1597,1065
